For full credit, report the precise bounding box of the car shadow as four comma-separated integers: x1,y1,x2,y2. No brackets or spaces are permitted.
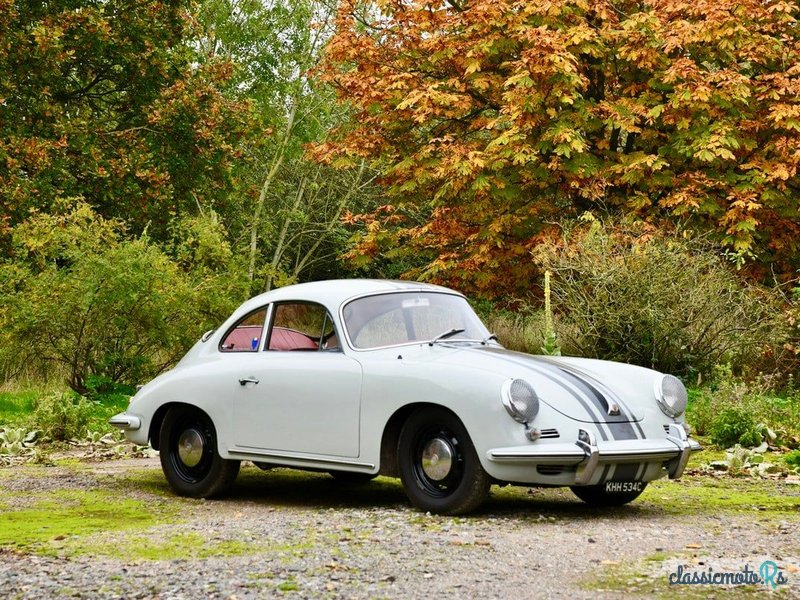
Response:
198,465,666,522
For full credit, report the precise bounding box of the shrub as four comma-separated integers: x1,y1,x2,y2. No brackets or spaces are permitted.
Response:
477,307,548,354
784,450,800,470
534,219,778,377
709,407,763,449
688,368,800,448
29,392,95,441
0,204,243,393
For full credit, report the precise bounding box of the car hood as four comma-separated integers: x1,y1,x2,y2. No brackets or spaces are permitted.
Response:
428,345,657,424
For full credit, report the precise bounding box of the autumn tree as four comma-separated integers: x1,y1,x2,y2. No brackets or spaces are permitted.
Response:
0,0,252,245
318,0,800,296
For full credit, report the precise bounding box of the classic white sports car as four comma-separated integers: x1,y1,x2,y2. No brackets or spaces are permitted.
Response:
111,279,700,514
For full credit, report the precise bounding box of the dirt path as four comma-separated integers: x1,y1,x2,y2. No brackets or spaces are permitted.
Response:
0,458,798,599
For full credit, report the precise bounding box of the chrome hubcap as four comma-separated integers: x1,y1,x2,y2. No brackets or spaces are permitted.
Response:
177,428,204,467
421,437,454,481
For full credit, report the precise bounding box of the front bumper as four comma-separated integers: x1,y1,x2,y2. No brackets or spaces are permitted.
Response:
109,412,141,431
487,424,700,485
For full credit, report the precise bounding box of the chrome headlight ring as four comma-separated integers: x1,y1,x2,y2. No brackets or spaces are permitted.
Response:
654,374,688,418
501,378,540,424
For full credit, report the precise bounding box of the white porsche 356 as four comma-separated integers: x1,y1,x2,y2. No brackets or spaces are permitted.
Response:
111,279,700,514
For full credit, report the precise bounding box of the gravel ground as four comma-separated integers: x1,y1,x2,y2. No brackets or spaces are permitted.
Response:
0,458,798,599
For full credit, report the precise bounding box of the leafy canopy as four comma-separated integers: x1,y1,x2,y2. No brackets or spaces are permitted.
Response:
318,0,800,296
0,0,252,244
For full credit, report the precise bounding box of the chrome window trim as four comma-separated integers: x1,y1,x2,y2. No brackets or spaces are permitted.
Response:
217,305,271,354
263,300,339,353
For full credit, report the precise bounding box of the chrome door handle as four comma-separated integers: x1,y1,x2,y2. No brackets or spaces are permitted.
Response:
239,377,259,386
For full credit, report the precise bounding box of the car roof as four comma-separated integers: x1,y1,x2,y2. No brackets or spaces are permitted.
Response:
238,279,461,314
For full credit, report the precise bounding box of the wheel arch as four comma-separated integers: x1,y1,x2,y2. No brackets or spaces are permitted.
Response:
378,402,463,478
149,402,211,451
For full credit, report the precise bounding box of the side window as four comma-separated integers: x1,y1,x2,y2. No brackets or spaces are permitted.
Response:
267,303,338,351
219,308,268,352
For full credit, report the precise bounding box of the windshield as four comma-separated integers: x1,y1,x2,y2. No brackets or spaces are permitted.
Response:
343,292,490,349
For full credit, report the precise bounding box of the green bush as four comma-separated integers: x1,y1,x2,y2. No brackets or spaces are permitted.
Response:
784,450,800,470
0,203,243,393
687,365,800,447
534,219,778,377
709,407,762,448
28,392,95,441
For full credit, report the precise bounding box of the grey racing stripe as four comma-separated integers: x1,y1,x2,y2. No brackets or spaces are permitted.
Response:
606,422,638,441
552,367,639,440
482,351,611,441
533,357,648,440
597,464,611,485
610,463,640,481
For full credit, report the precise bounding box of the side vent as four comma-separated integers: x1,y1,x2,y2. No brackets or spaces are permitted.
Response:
663,424,671,435
539,428,560,439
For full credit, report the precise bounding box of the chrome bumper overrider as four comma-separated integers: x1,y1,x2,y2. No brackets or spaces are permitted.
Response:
108,413,141,431
487,424,701,485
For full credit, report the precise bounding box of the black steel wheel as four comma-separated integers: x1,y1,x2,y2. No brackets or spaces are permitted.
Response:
159,406,240,498
398,407,490,515
570,482,648,507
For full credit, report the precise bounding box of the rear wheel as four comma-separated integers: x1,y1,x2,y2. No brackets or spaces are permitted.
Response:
159,406,240,498
398,407,490,515
570,482,647,507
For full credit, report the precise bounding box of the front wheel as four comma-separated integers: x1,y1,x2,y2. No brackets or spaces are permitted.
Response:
398,407,490,515
159,406,240,498
570,482,648,507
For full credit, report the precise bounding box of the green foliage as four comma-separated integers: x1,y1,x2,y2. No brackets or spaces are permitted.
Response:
540,270,561,356
83,376,136,399
0,203,239,393
474,304,548,355
709,407,763,449
688,365,800,448
28,392,95,442
0,390,36,425
535,221,777,377
0,0,251,243
784,450,800,470
0,427,38,456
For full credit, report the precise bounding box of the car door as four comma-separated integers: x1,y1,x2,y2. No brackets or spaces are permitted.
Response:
229,302,362,458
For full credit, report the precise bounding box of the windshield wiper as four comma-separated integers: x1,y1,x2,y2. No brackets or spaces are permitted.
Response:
481,333,498,345
428,328,466,347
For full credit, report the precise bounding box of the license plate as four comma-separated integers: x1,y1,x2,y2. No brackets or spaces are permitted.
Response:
604,481,643,493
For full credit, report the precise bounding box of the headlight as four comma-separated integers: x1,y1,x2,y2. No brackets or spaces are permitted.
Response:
501,378,540,424
655,374,687,418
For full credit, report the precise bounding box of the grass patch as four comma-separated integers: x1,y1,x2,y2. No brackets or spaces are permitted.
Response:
277,579,299,592
0,390,37,426
484,472,799,524
0,489,169,554
641,476,800,520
